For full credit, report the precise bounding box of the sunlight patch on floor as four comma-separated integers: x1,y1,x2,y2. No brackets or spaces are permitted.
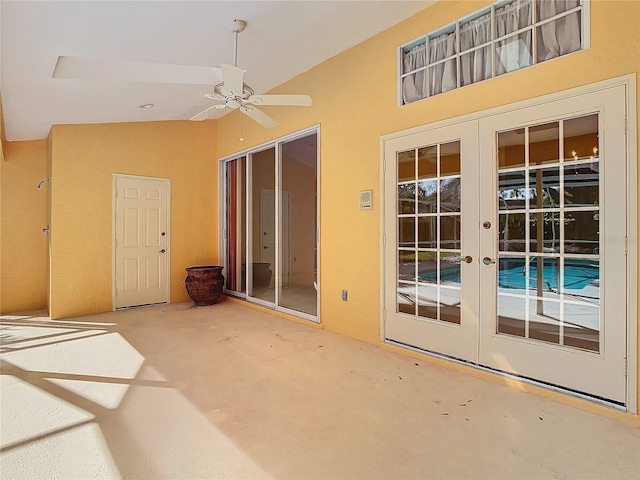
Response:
1,313,273,479
0,376,94,449
1,420,121,479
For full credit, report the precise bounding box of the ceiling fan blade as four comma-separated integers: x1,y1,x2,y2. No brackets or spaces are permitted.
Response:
241,106,278,128
220,63,246,95
53,56,222,85
247,94,312,106
190,104,223,122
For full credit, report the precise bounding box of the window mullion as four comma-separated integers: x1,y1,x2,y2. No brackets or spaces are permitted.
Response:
532,0,538,65
456,21,461,89
491,5,496,78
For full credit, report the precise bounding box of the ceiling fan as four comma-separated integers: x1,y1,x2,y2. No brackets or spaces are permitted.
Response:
52,19,312,128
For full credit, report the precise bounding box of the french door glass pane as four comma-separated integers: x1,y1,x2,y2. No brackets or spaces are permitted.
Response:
529,122,559,165
498,129,525,168
496,114,601,352
398,282,416,315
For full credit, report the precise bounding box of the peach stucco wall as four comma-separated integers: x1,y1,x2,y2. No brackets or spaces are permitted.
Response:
0,140,48,313
47,120,218,319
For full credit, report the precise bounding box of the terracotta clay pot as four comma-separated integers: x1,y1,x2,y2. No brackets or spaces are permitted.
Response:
185,265,225,306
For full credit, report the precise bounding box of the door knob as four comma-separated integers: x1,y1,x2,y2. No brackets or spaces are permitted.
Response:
263,245,269,249
159,249,166,254
482,256,495,265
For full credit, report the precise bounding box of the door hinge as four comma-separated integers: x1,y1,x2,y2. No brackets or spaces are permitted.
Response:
383,234,386,247
383,159,386,172
623,116,627,134
624,237,628,255
115,288,118,297
115,188,118,198
115,238,118,247
623,356,627,376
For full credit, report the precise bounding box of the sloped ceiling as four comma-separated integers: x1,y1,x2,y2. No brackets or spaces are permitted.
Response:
1,0,432,141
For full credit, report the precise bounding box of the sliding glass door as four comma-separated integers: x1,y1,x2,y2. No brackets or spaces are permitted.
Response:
280,135,318,316
249,147,277,304
222,129,318,321
224,156,246,294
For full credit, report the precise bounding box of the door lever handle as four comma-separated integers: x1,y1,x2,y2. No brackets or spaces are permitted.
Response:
459,255,473,264
482,256,495,265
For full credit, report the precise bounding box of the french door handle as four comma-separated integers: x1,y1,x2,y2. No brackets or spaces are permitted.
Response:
482,256,496,265
459,255,473,264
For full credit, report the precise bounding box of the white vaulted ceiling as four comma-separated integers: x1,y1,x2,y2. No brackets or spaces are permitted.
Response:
1,0,431,141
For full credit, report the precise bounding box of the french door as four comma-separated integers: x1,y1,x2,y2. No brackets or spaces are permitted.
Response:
384,85,629,403
384,121,479,361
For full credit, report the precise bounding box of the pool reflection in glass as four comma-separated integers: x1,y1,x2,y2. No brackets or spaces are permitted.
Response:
397,282,416,315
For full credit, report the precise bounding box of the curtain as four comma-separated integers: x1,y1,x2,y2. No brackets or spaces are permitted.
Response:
402,43,426,104
460,13,492,86
537,0,581,62
428,32,457,95
401,0,582,102
495,0,533,74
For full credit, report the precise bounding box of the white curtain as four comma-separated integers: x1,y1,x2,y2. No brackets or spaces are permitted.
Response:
460,14,492,86
402,0,582,102
402,43,426,104
428,32,456,95
495,0,533,74
537,0,581,62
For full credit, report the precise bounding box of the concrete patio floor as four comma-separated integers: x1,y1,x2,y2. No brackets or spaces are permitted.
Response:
1,299,639,479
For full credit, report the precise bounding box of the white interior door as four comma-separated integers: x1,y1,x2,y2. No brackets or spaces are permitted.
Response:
384,85,629,404
384,120,479,362
114,176,169,308
477,86,627,403
259,188,291,288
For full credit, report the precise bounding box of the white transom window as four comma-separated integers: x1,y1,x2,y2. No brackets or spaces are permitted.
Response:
399,0,589,105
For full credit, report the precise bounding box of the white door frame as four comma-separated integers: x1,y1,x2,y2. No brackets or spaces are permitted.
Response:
112,174,171,309
381,74,637,412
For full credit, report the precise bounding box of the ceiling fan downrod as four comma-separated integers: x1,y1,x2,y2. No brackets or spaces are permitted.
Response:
229,19,247,68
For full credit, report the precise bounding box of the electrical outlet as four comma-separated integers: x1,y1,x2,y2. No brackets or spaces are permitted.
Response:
341,290,348,301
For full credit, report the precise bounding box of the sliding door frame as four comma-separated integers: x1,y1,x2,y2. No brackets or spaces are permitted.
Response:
219,125,321,323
